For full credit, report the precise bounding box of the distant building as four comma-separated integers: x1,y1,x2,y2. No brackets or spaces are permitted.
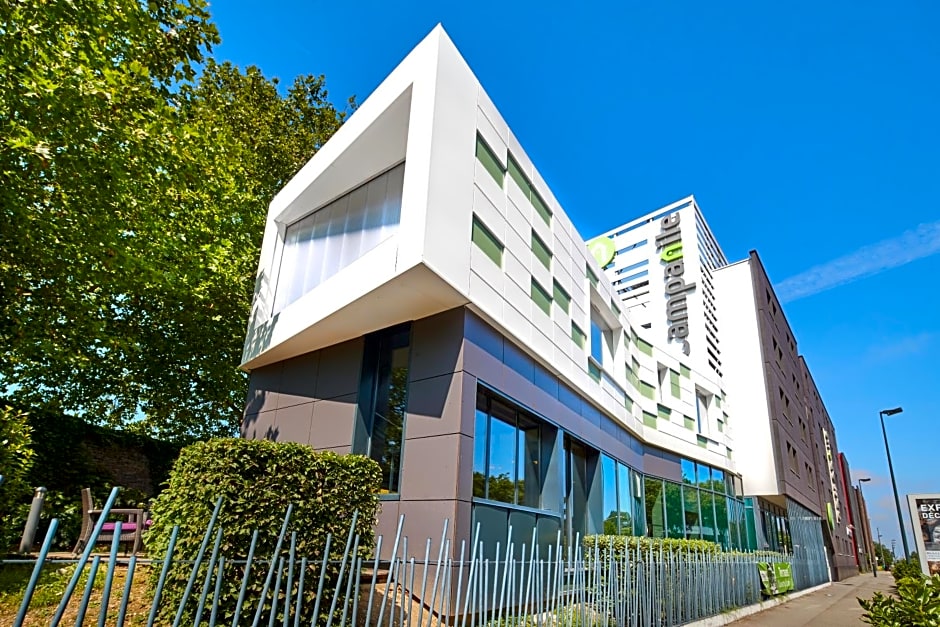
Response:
714,252,857,579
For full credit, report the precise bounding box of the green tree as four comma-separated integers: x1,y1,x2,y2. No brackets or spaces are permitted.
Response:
873,541,896,570
1,2,351,440
0,406,34,549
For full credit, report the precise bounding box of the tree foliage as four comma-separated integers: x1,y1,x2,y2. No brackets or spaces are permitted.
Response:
1,1,352,439
0,406,34,550
874,541,897,570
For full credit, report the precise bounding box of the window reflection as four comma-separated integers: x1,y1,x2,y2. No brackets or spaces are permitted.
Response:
645,478,665,538
697,462,711,487
665,482,683,539
473,390,552,510
488,415,516,503
470,393,749,547
355,323,410,494
601,456,619,534
618,464,633,536
683,485,701,539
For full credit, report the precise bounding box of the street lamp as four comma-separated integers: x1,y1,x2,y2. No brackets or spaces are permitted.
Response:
879,406,910,559
859,477,874,577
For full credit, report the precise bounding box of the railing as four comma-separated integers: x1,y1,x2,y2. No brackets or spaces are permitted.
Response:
10,488,827,626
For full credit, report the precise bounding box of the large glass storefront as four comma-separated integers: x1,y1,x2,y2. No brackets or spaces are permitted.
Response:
471,386,748,555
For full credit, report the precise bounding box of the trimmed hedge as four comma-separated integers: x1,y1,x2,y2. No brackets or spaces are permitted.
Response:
145,438,381,626
0,406,34,551
584,534,722,556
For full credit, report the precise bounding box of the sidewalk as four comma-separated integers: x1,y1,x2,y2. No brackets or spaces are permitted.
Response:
731,572,897,626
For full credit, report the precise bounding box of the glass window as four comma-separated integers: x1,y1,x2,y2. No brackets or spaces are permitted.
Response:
355,323,411,494
665,482,684,539
683,486,701,540
618,464,633,536
601,456,619,534
517,421,541,508
571,323,586,349
507,154,551,226
700,490,717,543
531,279,552,316
553,281,571,314
631,469,645,536
681,459,696,485
714,493,729,549
472,215,503,267
695,391,709,433
532,231,552,270
590,314,603,364
473,409,488,498
586,264,599,288
644,477,665,538
275,163,405,312
474,390,553,510
487,414,516,504
711,467,725,492
697,463,711,487
476,135,504,185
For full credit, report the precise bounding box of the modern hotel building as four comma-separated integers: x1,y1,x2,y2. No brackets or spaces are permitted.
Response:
239,25,863,579
240,26,746,559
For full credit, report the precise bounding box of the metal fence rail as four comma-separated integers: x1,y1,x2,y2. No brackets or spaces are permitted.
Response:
10,491,825,626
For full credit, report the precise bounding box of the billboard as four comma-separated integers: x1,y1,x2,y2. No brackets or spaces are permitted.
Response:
908,493,940,576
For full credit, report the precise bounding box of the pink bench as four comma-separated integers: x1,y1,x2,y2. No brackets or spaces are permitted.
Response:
72,488,148,555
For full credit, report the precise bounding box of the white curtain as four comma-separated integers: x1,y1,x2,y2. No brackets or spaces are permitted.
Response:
273,162,405,313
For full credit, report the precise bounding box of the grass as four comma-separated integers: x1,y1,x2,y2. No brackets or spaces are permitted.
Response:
0,560,154,626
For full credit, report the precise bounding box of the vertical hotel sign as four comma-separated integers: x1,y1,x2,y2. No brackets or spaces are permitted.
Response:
908,494,940,576
821,428,842,527
657,213,695,356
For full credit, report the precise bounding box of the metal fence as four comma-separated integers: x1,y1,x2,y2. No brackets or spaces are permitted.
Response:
11,489,825,626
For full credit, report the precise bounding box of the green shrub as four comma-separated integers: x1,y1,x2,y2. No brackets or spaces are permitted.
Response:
0,406,35,551
584,534,722,557
894,558,925,580
146,438,381,626
859,574,940,625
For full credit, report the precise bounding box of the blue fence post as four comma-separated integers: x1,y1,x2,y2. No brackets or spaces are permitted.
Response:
251,504,294,627
14,517,59,627
147,525,180,627
50,486,120,627
116,554,138,627
172,496,225,627
231,529,260,627
74,555,102,626
97,520,123,627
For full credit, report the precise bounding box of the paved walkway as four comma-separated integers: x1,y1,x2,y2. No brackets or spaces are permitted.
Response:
732,573,897,626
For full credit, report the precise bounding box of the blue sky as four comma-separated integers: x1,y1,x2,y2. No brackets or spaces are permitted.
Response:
210,1,940,555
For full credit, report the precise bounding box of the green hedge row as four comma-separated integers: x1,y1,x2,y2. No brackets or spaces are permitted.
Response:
584,534,722,555
146,438,382,626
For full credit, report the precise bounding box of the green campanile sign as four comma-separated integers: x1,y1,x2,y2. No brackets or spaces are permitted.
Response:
586,236,616,267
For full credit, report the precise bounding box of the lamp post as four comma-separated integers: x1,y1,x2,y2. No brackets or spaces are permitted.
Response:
880,406,910,559
859,477,874,577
